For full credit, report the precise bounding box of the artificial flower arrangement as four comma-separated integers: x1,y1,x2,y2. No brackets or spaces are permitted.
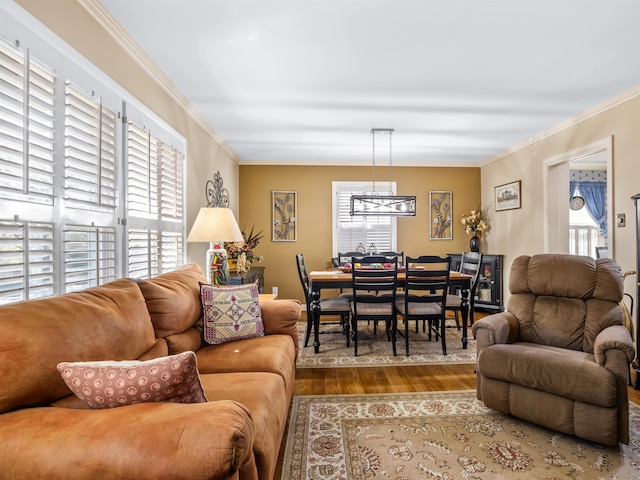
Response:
461,207,490,236
226,226,264,273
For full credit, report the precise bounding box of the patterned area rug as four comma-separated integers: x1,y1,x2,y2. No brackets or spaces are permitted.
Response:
281,391,640,479
296,320,476,368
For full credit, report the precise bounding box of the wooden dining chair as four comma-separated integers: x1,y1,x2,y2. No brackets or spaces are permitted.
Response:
350,255,399,356
337,251,363,266
296,253,351,348
377,251,405,267
395,255,451,356
446,252,483,328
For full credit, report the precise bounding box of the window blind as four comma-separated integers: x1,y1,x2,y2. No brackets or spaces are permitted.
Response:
333,182,396,254
0,15,186,304
0,40,55,203
63,224,117,292
64,82,116,210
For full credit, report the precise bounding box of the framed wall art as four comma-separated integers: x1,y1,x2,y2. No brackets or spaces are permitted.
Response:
272,190,297,241
429,190,452,240
495,180,522,211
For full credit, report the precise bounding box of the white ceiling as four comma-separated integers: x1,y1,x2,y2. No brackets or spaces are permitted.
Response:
99,0,640,166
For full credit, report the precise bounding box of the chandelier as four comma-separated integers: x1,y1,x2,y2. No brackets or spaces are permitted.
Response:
350,128,416,216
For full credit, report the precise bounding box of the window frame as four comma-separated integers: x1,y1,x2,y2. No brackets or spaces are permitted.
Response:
332,181,398,256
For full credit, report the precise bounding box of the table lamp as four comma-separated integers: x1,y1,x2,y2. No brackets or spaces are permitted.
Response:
186,207,244,284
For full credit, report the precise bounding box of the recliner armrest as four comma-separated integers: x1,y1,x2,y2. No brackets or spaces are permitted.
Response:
593,325,635,367
472,311,519,355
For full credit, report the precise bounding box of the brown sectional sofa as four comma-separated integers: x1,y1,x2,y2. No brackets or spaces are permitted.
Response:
0,264,301,480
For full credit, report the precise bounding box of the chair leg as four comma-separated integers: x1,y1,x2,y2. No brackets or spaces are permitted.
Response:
303,307,313,347
343,313,351,347
404,316,410,356
352,318,358,357
454,310,460,329
440,318,447,355
391,317,397,356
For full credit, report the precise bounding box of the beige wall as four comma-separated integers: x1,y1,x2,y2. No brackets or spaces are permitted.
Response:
481,94,640,304
15,0,240,268
239,165,481,302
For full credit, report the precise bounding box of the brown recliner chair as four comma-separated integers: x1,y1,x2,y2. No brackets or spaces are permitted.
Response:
472,254,635,445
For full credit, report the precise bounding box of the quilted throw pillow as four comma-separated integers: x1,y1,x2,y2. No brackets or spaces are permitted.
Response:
200,282,264,344
57,351,208,409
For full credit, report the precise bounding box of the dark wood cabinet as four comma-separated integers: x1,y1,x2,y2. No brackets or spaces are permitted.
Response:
227,266,265,293
449,253,504,312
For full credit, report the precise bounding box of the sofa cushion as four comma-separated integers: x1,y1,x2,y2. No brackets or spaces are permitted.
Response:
165,326,204,354
0,278,156,414
479,342,617,408
200,283,264,344
508,255,624,353
200,372,288,480
197,334,296,397
57,351,208,409
136,264,207,337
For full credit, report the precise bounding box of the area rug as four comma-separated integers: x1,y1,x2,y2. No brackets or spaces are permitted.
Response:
281,391,640,479
296,320,476,368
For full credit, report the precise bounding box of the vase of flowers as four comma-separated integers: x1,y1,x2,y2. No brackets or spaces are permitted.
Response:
461,207,490,253
226,226,264,273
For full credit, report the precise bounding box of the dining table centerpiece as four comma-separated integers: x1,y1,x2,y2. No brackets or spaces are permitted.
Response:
461,207,490,252
226,226,264,274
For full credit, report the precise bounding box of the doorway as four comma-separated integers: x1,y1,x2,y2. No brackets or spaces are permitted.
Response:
543,137,613,257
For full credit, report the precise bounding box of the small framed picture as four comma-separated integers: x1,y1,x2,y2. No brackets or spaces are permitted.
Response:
495,180,521,211
272,191,297,241
429,190,452,240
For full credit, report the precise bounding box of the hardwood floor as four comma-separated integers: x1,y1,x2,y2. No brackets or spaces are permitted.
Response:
274,345,640,479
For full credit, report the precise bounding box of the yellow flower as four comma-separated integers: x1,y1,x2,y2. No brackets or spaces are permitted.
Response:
461,207,490,236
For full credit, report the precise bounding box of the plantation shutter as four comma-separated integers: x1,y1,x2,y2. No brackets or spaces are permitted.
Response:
63,224,117,292
127,123,159,217
0,40,55,202
0,10,186,305
127,228,159,279
0,219,55,302
334,182,396,254
126,119,184,278
64,82,116,210
160,143,183,220
0,39,57,303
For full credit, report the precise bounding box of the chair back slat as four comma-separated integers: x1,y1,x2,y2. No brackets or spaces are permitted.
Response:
337,251,363,266
295,253,310,299
351,255,399,304
377,251,405,267
460,252,483,294
404,255,451,302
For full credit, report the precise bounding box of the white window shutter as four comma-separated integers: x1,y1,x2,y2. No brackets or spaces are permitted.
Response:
64,82,117,210
334,183,397,254
63,224,117,292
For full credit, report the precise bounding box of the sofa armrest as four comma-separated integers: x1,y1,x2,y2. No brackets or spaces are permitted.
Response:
0,400,256,480
472,311,519,356
594,325,635,368
259,299,302,359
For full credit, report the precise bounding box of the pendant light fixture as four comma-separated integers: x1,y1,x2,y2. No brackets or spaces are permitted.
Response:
350,128,416,216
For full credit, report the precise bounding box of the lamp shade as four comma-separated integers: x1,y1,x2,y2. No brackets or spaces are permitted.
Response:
186,207,244,243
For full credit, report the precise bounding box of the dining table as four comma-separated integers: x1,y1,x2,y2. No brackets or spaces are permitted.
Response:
308,268,473,354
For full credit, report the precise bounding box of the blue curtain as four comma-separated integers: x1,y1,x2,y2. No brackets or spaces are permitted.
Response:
576,181,607,238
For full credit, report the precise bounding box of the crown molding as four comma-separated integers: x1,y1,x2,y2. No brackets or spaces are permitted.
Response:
77,0,240,164
480,85,640,167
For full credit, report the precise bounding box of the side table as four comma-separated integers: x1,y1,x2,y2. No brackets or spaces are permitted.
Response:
228,266,265,293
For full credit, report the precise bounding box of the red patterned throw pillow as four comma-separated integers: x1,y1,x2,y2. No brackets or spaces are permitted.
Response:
200,283,264,344
57,351,208,409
